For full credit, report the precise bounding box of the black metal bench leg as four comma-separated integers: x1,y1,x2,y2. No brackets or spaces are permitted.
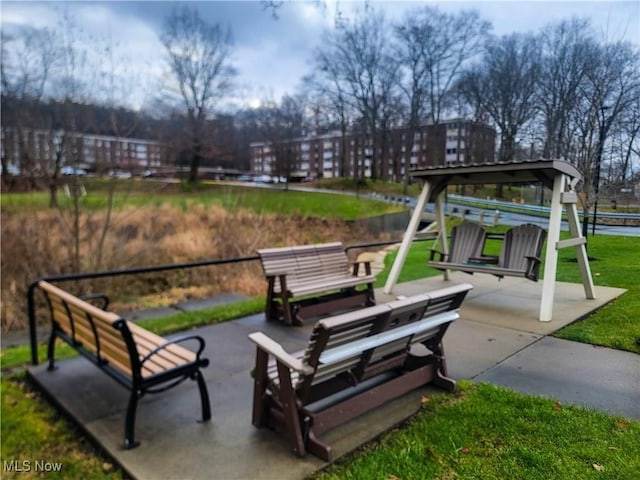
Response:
47,334,57,371
194,370,211,422
124,390,141,449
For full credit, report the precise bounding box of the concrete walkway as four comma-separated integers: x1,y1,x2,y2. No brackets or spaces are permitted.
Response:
28,274,637,480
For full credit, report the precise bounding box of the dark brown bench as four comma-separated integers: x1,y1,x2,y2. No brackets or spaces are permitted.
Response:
38,280,211,449
257,242,376,326
248,282,472,461
429,223,547,281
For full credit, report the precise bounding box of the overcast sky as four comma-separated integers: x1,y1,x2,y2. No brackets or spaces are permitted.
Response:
1,1,639,111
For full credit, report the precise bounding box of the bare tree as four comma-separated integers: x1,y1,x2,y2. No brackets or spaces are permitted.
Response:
376,66,405,182
160,5,235,184
395,7,491,125
538,18,597,160
305,41,355,178
255,95,306,188
394,7,490,190
457,33,541,163
1,11,109,272
567,40,640,235
616,94,640,183
1,27,59,188
313,9,400,181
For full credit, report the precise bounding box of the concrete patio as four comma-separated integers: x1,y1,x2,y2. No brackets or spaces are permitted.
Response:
28,273,637,480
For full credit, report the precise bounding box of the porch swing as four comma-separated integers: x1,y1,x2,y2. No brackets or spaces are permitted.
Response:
427,222,547,281
383,159,596,322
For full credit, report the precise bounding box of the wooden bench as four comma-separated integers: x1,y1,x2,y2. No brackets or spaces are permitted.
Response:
257,242,377,326
38,280,211,449
429,223,547,281
248,282,472,461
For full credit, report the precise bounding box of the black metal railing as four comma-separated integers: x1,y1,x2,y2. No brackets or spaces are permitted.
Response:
27,236,437,365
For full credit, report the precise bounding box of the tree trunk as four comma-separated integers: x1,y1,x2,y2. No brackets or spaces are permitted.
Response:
581,206,590,238
189,142,201,184
48,176,58,208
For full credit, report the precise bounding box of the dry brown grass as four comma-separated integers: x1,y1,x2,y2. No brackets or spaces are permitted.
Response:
1,204,376,331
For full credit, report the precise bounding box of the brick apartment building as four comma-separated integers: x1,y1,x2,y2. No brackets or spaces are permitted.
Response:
1,128,174,175
249,119,495,181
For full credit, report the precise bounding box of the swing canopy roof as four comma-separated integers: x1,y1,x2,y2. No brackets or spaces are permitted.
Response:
410,159,582,201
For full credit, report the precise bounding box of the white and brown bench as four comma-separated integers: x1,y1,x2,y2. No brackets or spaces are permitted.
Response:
257,242,377,326
248,282,472,461
38,280,211,449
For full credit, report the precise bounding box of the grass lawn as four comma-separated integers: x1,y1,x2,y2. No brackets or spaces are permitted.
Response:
1,373,122,480
553,235,639,352
314,382,640,480
378,228,640,354
0,180,403,220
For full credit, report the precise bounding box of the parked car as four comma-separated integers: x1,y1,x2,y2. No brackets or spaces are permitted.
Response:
61,166,87,176
256,174,272,183
109,170,133,179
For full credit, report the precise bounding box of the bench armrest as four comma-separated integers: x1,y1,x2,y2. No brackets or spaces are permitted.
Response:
351,260,371,266
351,259,372,276
523,255,543,280
265,271,291,278
79,293,110,311
249,332,314,375
429,248,449,262
140,335,207,365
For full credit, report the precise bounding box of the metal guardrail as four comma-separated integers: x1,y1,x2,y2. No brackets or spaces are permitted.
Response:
27,237,437,365
368,192,640,224
448,194,640,222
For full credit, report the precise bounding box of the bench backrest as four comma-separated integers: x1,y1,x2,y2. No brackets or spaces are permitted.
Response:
449,223,486,264
40,281,199,382
300,304,392,390
499,224,547,271
400,284,469,345
297,283,473,400
358,294,431,373
362,284,471,373
258,242,351,282
39,281,136,377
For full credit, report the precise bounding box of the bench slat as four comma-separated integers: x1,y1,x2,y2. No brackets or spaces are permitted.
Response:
284,276,375,296
129,325,196,362
319,311,459,364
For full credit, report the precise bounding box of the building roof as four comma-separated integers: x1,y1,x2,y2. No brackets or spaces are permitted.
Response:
410,159,582,200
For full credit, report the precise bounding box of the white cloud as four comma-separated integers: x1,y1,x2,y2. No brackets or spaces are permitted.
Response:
1,0,638,111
